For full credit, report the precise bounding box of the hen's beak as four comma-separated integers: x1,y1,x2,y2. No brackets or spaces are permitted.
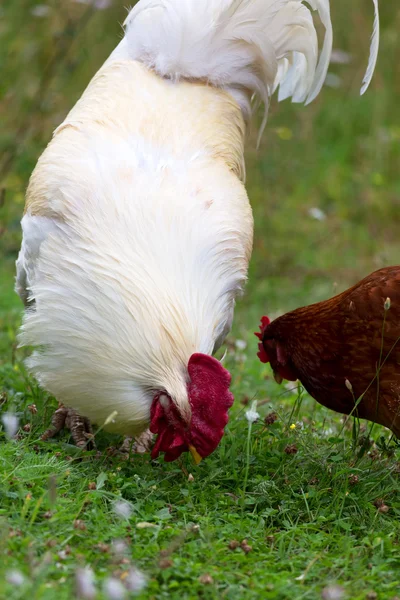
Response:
274,371,283,385
189,445,203,465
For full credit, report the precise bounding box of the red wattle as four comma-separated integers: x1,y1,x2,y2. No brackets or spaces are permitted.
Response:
255,316,271,364
149,354,234,462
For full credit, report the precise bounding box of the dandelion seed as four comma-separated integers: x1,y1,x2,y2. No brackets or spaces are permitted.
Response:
75,567,96,600
345,379,353,392
235,339,247,351
31,4,50,17
321,584,345,600
308,207,326,221
2,413,19,439
324,73,343,89
236,353,246,363
103,577,126,600
245,401,259,424
285,382,297,391
112,539,129,556
330,49,352,64
384,297,391,311
6,569,25,586
104,411,118,427
113,500,132,520
73,0,112,9
125,567,147,594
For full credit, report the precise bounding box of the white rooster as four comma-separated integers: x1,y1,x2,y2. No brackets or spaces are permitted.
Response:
16,0,379,462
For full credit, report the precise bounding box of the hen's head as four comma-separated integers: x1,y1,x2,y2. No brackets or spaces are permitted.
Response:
255,316,297,384
150,354,234,463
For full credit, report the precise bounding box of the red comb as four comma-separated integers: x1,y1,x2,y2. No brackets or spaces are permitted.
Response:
255,316,271,364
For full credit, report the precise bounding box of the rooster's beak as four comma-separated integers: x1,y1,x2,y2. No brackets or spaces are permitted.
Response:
273,371,283,385
189,445,203,465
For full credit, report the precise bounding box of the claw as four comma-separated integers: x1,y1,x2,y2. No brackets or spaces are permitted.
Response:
119,430,154,456
42,404,95,449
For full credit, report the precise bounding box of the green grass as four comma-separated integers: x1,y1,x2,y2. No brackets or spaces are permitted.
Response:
1,1,400,598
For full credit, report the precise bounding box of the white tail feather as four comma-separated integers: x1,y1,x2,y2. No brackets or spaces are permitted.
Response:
125,0,379,128
360,0,380,95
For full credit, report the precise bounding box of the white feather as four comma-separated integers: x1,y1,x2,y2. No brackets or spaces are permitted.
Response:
360,0,380,95
125,0,331,138
19,131,251,432
125,0,379,131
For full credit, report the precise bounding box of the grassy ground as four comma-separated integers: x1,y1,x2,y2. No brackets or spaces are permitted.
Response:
1,1,400,598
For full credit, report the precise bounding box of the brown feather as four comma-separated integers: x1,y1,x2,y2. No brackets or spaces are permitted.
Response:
261,267,400,435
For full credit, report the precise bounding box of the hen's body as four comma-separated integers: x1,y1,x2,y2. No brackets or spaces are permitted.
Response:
260,267,400,435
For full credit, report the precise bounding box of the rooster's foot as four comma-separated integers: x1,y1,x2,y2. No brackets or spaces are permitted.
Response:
42,403,94,449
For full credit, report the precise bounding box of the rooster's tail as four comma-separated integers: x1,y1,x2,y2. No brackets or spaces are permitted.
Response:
124,0,379,137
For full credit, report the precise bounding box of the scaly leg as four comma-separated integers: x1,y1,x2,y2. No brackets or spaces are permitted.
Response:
42,403,95,449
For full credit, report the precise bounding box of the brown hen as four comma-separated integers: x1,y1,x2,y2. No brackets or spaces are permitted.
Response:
256,267,400,435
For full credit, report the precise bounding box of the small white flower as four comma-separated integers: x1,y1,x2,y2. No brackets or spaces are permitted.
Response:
324,73,343,89
322,585,345,600
2,413,19,439
125,567,147,594
245,401,260,424
284,382,298,392
113,500,132,520
308,207,326,222
322,427,335,437
73,0,112,9
6,569,25,586
103,577,126,600
330,49,352,65
235,339,247,351
31,4,50,17
235,353,246,363
111,539,128,556
75,567,96,599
